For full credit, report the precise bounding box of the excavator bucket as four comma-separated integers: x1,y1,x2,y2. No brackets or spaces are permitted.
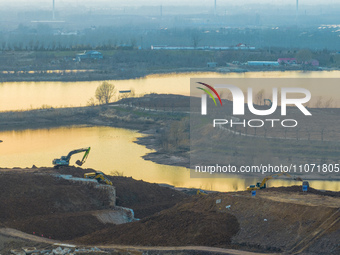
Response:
76,160,83,166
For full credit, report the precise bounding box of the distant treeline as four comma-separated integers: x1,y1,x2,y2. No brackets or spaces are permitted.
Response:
1,25,339,52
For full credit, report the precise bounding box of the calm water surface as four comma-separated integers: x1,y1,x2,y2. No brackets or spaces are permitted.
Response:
1,71,339,191
1,71,340,111
0,126,338,192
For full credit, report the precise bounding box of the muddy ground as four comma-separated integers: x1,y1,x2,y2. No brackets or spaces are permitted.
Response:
0,167,339,255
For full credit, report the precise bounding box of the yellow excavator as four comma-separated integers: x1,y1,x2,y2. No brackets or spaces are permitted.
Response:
84,171,113,186
197,189,208,195
247,172,304,191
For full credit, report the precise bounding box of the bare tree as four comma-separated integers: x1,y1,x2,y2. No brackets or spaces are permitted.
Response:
256,89,265,105
95,81,116,104
191,32,201,48
87,97,96,106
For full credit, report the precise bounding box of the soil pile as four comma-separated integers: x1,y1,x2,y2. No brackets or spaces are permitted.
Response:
206,189,340,254
74,196,240,247
109,176,188,218
1,168,339,254
0,167,188,240
74,189,339,254
260,185,340,197
54,166,188,218
0,170,112,240
7,214,107,240
0,171,113,219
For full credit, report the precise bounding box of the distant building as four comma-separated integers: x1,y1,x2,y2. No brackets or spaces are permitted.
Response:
247,61,279,66
151,44,255,51
303,59,319,66
278,58,297,65
151,45,195,50
76,50,103,61
278,58,319,66
207,62,218,68
233,43,255,50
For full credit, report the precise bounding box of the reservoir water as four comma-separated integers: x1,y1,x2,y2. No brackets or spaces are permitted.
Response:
1,71,339,191
1,71,340,112
0,126,338,192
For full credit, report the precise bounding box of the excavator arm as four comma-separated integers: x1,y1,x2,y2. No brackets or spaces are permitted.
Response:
258,172,292,188
75,147,91,166
247,172,293,191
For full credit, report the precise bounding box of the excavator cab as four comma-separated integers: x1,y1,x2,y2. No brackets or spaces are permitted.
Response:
257,182,266,189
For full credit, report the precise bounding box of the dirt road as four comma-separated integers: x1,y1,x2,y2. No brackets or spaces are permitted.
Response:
0,228,278,255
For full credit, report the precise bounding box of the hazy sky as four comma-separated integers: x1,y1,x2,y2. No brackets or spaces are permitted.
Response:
1,0,339,14
2,0,339,8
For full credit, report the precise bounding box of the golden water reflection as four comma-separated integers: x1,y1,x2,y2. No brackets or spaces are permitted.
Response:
0,126,339,192
1,71,340,111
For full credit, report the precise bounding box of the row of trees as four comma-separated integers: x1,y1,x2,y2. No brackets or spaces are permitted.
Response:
0,40,135,52
2,23,340,52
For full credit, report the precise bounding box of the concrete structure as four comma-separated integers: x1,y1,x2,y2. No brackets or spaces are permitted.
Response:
56,174,116,206
207,62,218,68
247,61,279,67
76,50,103,61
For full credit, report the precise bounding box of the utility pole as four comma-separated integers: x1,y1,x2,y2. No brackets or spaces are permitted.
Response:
53,0,55,20
295,0,299,26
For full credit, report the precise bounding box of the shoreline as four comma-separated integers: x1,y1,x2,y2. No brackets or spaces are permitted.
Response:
0,66,336,83
1,101,339,182
0,96,191,169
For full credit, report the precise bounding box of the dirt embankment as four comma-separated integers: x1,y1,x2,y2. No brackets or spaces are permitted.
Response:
75,186,340,254
74,208,239,247
56,166,189,219
1,167,339,254
0,167,188,240
0,169,110,240
0,94,189,132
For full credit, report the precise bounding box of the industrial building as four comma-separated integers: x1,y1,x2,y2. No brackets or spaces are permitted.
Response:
76,51,103,61
151,44,255,51
247,61,279,66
